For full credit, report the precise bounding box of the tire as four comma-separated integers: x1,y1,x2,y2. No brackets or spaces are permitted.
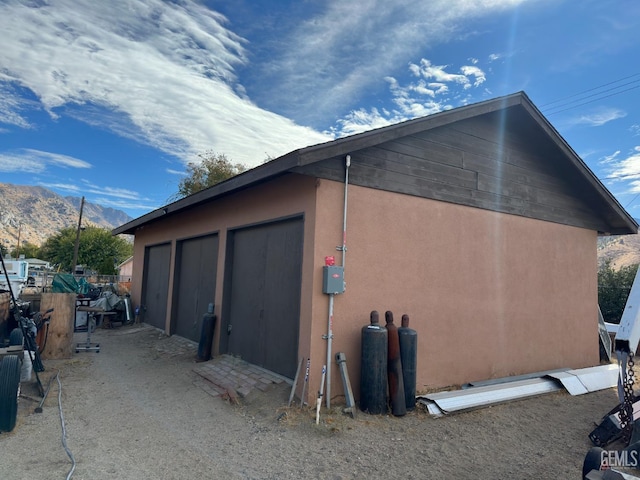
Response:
583,446,605,479
9,328,24,347
0,355,22,432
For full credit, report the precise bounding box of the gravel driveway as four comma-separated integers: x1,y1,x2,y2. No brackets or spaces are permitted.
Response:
0,323,620,479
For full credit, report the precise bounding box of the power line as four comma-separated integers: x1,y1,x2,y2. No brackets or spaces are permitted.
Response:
543,84,640,116
540,72,640,108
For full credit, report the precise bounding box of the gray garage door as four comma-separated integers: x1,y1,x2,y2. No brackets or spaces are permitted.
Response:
172,234,219,342
141,243,171,331
222,217,303,379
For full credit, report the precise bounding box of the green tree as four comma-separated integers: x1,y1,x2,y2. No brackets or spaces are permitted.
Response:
11,241,40,259
598,260,639,323
171,151,247,200
0,244,7,257
40,226,132,275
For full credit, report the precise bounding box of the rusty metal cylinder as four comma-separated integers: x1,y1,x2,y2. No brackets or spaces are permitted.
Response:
398,314,417,411
360,310,388,414
386,311,406,417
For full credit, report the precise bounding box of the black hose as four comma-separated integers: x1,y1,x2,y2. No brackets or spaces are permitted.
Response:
39,322,50,354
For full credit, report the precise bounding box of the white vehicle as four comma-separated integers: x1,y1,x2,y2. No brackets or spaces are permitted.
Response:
0,259,29,296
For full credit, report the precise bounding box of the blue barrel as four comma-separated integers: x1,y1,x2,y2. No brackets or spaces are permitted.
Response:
398,314,417,411
360,311,388,414
197,303,216,362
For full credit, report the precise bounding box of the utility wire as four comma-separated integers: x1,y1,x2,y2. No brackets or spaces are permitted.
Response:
540,72,640,108
544,84,640,116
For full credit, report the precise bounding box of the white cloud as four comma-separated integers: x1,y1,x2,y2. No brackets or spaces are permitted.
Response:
329,58,487,136
91,197,159,212
631,124,640,136
330,108,397,137
600,150,621,164
410,59,485,89
166,168,187,176
38,181,159,211
570,108,627,127
605,147,640,187
0,149,91,173
38,179,155,210
0,82,33,129
488,53,503,62
254,0,527,124
460,65,487,87
0,0,331,168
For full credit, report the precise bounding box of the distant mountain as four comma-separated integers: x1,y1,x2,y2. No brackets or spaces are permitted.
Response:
66,196,132,228
598,233,640,269
0,183,133,249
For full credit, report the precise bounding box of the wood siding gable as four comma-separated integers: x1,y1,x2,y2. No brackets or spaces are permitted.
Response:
293,105,631,233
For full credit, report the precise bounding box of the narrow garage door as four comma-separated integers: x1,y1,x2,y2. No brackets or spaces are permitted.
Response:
223,218,303,379
141,243,171,331
172,234,219,342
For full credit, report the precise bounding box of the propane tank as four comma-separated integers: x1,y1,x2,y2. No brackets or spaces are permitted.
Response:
197,303,216,362
386,311,406,417
360,310,388,414
398,314,417,411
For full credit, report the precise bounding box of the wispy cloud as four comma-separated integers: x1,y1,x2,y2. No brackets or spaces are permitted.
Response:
0,82,33,129
631,124,640,136
328,59,488,136
569,107,627,127
166,168,187,176
604,147,640,188
255,0,526,125
38,180,158,211
0,149,91,173
600,150,621,165
0,0,330,167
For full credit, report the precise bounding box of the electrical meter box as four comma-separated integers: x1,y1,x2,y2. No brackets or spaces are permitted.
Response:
323,266,345,294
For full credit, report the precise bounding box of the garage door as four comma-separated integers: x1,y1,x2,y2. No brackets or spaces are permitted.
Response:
222,218,303,378
172,234,219,342
141,243,171,331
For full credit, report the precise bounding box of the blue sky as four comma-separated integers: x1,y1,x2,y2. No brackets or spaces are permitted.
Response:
1,0,639,220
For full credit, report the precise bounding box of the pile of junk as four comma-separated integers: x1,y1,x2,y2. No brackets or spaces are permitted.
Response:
0,264,135,433
51,273,135,330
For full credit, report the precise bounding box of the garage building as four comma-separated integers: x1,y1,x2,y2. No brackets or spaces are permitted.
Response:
113,92,637,404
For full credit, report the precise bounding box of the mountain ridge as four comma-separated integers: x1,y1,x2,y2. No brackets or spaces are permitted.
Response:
0,183,133,250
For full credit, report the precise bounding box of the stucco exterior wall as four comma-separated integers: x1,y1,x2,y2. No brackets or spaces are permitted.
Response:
129,174,319,359
127,172,599,404
312,179,599,399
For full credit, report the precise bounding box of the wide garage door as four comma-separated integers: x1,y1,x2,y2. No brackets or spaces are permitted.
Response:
223,217,303,379
172,234,219,342
141,243,171,331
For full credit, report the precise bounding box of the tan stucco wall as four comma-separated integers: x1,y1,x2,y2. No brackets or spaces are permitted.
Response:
127,173,599,404
311,179,599,400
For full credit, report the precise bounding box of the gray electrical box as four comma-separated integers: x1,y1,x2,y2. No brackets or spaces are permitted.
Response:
323,266,345,294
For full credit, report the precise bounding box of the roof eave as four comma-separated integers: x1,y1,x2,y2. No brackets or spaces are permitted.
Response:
112,151,301,235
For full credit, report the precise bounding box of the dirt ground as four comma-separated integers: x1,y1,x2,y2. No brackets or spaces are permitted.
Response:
0,324,626,479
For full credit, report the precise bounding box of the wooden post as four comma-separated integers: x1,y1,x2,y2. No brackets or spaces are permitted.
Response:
40,293,75,359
